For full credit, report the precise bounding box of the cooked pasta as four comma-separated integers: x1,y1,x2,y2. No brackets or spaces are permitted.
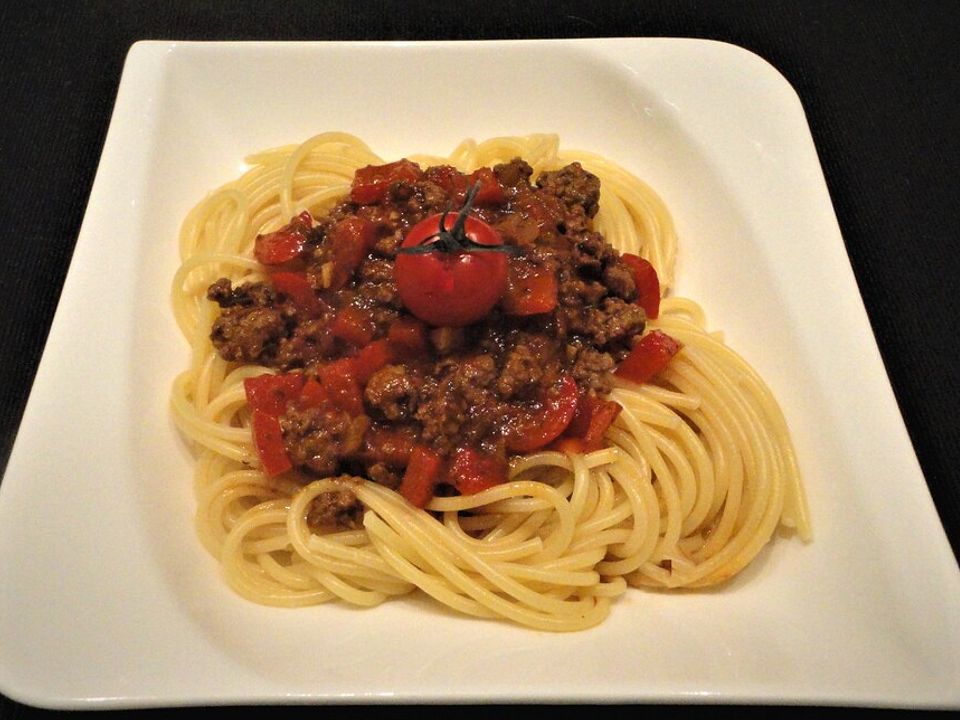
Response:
171,133,810,631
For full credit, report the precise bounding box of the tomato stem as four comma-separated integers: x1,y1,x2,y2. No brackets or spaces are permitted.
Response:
397,182,519,256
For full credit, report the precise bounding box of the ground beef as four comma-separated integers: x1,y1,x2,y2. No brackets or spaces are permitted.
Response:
281,407,367,477
496,343,545,400
274,316,335,369
564,297,647,348
416,354,498,451
569,345,616,391
208,280,294,363
306,483,365,531
570,231,619,277
536,162,601,218
356,257,402,308
494,158,534,188
366,462,402,490
603,261,637,301
364,364,421,421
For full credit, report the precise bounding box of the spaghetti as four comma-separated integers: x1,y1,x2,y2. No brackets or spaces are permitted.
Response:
171,133,810,631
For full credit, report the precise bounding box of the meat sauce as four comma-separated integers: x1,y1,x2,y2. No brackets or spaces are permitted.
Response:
207,158,664,526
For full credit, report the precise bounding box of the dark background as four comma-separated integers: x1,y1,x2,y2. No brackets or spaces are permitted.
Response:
1,0,958,716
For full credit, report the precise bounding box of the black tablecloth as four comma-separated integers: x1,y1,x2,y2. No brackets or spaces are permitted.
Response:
1,1,958,716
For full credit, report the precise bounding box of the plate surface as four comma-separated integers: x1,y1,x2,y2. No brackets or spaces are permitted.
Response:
1,39,958,709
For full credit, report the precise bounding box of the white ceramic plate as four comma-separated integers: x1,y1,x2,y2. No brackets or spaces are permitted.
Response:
1,39,957,709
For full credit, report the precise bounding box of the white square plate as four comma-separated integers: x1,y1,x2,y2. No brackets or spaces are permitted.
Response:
1,39,957,709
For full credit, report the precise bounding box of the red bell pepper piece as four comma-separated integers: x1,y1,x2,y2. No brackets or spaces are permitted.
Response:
330,306,375,347
447,447,508,495
327,217,377,290
270,271,323,314
243,373,305,416
250,410,292,477
423,165,467,197
351,159,423,205
503,375,579,452
254,211,312,266
620,253,661,319
352,339,396,383
468,167,506,206
615,330,681,384
317,358,365,416
501,258,558,316
298,377,329,409
399,445,443,508
387,316,429,357
553,395,622,453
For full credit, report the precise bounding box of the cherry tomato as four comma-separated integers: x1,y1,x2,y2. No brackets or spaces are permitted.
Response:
394,213,509,327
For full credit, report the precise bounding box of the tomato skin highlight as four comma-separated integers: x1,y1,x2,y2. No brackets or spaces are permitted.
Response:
503,375,580,452
394,213,509,327
615,330,681,384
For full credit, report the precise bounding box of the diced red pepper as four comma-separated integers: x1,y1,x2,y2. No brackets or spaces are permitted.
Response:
250,410,292,477
387,316,429,357
501,258,558,316
620,253,661,319
511,192,566,241
468,167,506,206
298,377,329,409
579,398,622,450
424,164,468,198
503,375,579,452
326,217,377,290
615,330,681,384
420,165,506,207
549,436,589,454
447,447,508,495
554,395,622,453
330,306,375,347
353,339,396,383
361,425,418,466
270,271,323,314
351,159,423,205
244,373,305,416
254,211,312,266
317,358,364,416
399,445,443,508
